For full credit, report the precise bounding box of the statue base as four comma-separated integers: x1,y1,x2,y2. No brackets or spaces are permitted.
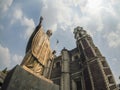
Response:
1,65,59,90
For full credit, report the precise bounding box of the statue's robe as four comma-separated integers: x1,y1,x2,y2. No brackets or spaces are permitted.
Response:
21,26,53,76
32,27,52,65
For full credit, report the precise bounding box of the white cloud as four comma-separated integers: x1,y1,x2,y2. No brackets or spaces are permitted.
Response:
13,8,23,20
22,17,35,39
39,0,120,53
105,23,120,48
11,8,35,39
50,24,57,32
0,44,11,70
0,44,23,70
40,0,119,34
106,32,120,48
12,54,23,64
111,0,120,5
0,0,13,13
41,0,72,32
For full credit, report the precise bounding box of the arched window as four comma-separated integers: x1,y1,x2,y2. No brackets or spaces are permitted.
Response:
75,55,79,60
72,55,79,61
56,62,60,68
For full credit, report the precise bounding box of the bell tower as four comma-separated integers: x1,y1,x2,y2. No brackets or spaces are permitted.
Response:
73,26,118,90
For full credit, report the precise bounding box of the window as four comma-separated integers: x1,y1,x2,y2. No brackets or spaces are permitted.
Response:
56,62,61,68
72,54,80,61
75,55,79,60
108,76,114,84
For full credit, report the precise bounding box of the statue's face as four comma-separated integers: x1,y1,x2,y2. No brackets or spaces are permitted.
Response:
46,30,52,37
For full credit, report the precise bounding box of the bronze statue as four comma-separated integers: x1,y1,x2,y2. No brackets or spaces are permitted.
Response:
21,16,53,76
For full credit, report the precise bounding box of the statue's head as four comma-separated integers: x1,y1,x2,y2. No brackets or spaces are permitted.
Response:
46,30,52,37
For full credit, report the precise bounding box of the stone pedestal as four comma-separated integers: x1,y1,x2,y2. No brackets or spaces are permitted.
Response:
2,65,59,90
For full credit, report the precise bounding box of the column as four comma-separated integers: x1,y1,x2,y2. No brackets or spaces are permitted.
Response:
61,48,70,90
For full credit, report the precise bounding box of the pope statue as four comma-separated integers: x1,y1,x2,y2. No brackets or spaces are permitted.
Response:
21,16,54,77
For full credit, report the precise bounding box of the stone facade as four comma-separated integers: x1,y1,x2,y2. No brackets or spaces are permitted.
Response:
50,26,118,90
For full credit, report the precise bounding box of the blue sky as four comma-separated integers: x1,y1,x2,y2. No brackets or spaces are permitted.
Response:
0,0,120,84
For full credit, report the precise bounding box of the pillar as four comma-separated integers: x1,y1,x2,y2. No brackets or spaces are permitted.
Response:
61,48,70,90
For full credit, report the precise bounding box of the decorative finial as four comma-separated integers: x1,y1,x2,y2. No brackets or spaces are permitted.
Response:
62,47,68,51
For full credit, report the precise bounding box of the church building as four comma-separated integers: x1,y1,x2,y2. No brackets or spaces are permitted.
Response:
50,26,118,90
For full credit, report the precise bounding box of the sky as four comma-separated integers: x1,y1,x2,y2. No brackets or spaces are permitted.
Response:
0,0,120,84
